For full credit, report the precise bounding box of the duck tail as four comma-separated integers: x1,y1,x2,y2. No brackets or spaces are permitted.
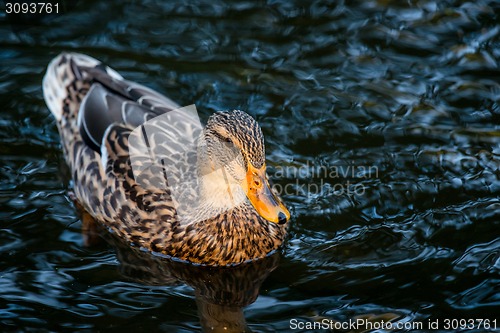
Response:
42,52,122,121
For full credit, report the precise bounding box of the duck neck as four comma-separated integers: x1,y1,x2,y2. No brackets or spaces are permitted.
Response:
197,163,247,217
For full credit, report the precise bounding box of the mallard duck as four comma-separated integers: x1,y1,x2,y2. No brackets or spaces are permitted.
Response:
43,53,290,266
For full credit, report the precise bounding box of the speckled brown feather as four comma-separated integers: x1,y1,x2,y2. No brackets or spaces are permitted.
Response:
43,52,287,266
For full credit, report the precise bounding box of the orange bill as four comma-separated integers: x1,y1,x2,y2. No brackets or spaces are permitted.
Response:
242,164,290,224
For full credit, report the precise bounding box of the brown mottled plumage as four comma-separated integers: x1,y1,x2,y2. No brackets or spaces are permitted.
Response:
43,53,289,266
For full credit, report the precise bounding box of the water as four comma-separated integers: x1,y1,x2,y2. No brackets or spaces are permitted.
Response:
1,0,499,332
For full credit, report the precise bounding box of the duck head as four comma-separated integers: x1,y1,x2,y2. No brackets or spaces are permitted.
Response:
199,110,290,224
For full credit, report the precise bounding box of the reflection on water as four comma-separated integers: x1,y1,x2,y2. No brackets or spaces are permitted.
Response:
106,223,280,333
1,0,499,331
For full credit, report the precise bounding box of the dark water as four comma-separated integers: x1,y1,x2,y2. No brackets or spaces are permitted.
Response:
1,0,499,332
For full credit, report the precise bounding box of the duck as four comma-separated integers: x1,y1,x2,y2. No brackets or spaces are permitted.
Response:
42,52,290,266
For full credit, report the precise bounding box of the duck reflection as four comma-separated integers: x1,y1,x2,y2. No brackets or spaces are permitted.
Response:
79,207,280,333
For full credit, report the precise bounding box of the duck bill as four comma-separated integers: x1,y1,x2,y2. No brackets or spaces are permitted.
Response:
242,164,290,224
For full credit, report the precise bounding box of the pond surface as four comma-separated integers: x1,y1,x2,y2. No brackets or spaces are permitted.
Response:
1,0,499,332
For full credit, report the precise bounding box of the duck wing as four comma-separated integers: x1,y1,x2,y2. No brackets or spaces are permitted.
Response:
44,53,203,223
78,65,181,152
84,63,203,211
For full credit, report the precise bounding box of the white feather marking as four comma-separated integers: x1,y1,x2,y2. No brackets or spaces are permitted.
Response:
43,52,124,121
100,125,113,170
42,54,66,121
